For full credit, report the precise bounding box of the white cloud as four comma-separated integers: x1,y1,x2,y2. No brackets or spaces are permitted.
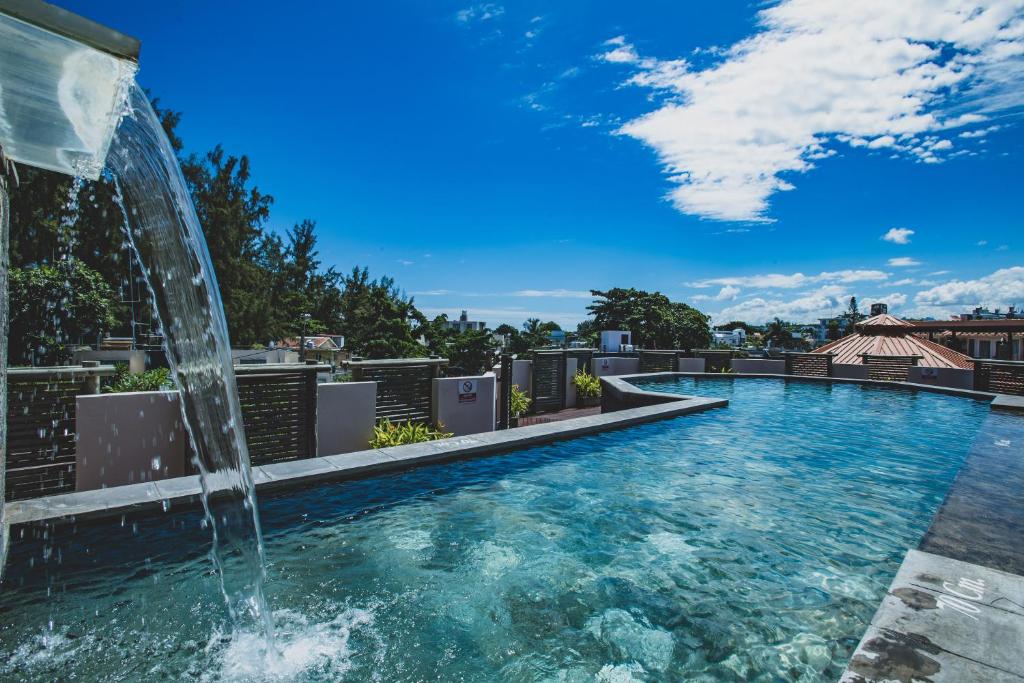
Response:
960,124,1002,138
418,307,584,329
714,285,909,324
456,3,504,23
892,278,916,286
882,227,914,244
694,285,741,302
915,266,1024,307
978,240,989,246
397,259,415,266
600,1,1024,221
412,289,451,296
888,257,921,267
689,269,888,289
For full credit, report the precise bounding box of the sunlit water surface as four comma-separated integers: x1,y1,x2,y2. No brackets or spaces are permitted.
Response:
0,379,990,681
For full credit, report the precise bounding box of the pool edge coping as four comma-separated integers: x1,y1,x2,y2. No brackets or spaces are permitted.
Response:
3,393,727,528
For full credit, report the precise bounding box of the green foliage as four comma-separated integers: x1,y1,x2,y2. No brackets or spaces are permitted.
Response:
574,319,598,347
103,364,172,393
421,321,498,375
339,267,425,358
369,419,453,448
586,288,711,350
509,384,531,417
572,371,601,398
7,261,118,365
714,320,759,335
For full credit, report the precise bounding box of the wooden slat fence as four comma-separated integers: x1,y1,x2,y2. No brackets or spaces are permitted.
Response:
350,358,447,424
973,359,1024,396
639,351,678,373
235,364,325,466
531,351,566,413
862,354,920,382
785,352,833,377
5,365,116,501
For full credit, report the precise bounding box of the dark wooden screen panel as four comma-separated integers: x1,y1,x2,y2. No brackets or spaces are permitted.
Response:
531,351,566,413
357,363,436,423
695,350,733,373
639,351,677,373
5,375,80,500
235,365,319,465
863,354,919,382
974,360,1024,395
785,353,832,377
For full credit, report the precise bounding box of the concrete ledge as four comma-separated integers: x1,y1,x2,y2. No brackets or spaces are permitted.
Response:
4,394,726,528
842,550,1024,682
631,371,1005,402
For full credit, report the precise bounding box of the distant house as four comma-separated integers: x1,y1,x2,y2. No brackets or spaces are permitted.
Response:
600,330,632,352
276,335,345,366
713,328,747,347
443,311,486,333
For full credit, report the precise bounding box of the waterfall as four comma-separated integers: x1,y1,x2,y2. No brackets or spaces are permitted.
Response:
105,83,274,645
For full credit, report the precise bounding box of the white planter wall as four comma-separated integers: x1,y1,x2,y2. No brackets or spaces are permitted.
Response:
677,358,706,373
432,374,496,436
591,356,640,377
730,358,785,374
76,390,186,491
317,382,377,455
907,366,974,390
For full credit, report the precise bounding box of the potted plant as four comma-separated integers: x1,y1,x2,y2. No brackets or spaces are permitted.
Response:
572,370,602,407
509,384,531,427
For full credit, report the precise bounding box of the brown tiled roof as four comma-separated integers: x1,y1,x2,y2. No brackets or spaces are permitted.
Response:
814,327,974,369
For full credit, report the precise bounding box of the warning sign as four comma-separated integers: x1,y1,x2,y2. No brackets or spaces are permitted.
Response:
458,379,478,404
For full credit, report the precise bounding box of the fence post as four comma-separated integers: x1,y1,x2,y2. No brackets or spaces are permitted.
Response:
498,353,512,429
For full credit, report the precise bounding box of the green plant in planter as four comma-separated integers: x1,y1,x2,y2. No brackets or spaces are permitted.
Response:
369,419,453,448
103,364,173,393
572,370,601,397
509,384,531,419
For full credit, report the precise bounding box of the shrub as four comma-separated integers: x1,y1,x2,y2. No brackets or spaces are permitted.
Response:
572,370,602,398
103,364,173,393
369,419,453,448
509,384,531,417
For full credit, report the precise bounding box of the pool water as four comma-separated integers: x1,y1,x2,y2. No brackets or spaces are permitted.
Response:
0,379,991,681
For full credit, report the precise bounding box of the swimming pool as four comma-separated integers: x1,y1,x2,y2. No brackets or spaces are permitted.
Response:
0,378,992,681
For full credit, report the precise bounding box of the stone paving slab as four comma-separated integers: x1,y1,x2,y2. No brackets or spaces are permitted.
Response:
842,550,1024,681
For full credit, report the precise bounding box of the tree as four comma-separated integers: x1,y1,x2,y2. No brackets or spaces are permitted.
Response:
338,267,425,358
439,329,498,375
826,319,842,341
8,261,118,365
587,288,711,349
765,317,793,349
846,296,861,335
574,319,598,347
714,320,759,335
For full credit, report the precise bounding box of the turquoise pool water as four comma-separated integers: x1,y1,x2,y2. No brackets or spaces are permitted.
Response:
0,379,991,681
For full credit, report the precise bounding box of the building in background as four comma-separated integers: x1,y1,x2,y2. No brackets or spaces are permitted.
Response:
443,311,487,333
713,327,747,347
600,330,632,352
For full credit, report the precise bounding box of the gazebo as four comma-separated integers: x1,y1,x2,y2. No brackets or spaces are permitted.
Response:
813,313,973,380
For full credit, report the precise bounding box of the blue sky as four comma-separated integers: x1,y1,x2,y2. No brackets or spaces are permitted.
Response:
66,1,1023,326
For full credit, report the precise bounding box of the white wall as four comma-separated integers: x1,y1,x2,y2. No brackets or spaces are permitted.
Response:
678,358,705,373
591,356,640,377
432,375,496,436
317,382,377,455
76,391,186,491
599,330,631,353
511,359,532,395
833,363,870,380
565,358,578,408
730,358,785,374
907,366,974,390
74,349,146,374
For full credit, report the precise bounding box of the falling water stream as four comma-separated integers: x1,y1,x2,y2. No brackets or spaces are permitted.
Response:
104,83,275,645
0,171,9,576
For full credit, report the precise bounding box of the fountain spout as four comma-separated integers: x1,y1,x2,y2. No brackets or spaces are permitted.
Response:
0,0,140,179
